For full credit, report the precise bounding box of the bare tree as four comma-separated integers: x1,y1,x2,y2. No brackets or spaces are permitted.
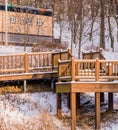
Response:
107,0,114,50
100,0,105,49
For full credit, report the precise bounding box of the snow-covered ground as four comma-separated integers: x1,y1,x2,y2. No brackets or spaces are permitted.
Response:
0,45,32,54
0,91,118,130
102,50,118,60
0,92,71,130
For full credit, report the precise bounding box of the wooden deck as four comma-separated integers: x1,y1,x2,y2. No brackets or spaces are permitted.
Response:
56,58,118,130
1,49,118,130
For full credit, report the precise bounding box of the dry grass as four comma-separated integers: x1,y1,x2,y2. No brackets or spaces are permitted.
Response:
0,112,59,130
0,84,53,94
0,79,54,94
0,86,22,94
25,83,53,93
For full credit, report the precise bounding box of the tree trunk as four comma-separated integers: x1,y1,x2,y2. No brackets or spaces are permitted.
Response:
78,0,83,59
108,16,114,51
100,0,105,49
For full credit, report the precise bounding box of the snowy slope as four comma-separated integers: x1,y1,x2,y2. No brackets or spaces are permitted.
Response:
0,92,118,130
102,50,118,60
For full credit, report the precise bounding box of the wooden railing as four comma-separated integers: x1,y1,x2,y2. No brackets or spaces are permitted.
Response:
58,58,118,82
52,49,72,71
28,52,52,72
0,54,25,74
0,49,71,75
82,48,105,60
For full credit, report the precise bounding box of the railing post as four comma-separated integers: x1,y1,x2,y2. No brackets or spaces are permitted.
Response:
90,51,93,59
95,58,99,81
60,49,62,60
24,53,28,73
108,63,113,77
68,48,72,59
71,57,75,81
52,52,54,71
99,48,103,59
58,59,61,82
82,52,85,59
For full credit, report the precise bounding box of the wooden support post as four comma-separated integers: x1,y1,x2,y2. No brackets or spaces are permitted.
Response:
76,93,80,114
67,93,70,109
51,80,54,90
108,63,113,111
71,92,76,130
57,93,62,118
108,93,113,111
24,80,27,92
95,92,100,130
100,92,104,103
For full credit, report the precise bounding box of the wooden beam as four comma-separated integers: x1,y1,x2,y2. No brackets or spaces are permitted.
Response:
95,92,100,130
71,92,76,130
0,71,57,81
56,83,71,93
71,82,118,92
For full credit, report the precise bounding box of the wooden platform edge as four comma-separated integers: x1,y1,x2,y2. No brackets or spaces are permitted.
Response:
0,71,57,81
56,81,118,93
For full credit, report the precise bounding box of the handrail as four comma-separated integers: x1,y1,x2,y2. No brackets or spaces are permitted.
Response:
82,48,105,60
